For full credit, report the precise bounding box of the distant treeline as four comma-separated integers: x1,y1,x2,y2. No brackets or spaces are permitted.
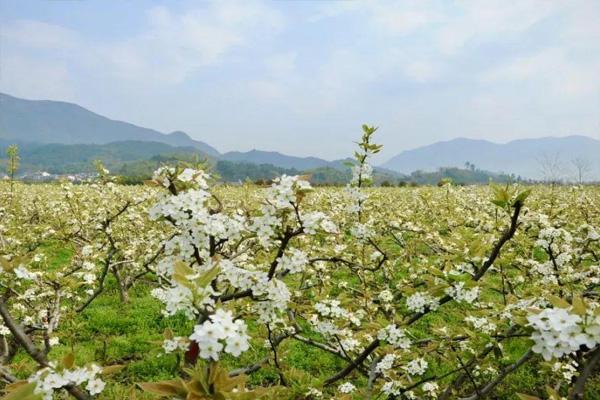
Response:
1,140,519,186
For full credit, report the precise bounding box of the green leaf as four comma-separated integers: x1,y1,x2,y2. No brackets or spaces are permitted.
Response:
572,296,586,316
101,365,124,375
174,261,195,277
62,353,75,369
546,385,561,400
514,189,531,205
172,273,194,290
547,295,570,309
491,199,508,208
197,265,221,288
0,382,42,400
137,381,186,397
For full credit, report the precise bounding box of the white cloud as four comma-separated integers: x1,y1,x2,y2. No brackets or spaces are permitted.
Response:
265,52,297,76
312,1,562,55
480,47,600,96
369,4,441,36
0,54,74,100
1,20,79,50
0,1,285,91
0,20,78,100
247,80,286,101
480,48,564,82
402,60,439,82
434,0,561,54
311,0,441,35
96,2,285,84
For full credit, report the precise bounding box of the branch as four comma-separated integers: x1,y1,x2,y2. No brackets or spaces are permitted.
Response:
0,298,90,399
569,346,600,400
323,338,379,385
473,201,522,281
459,349,533,400
0,364,16,384
76,246,115,312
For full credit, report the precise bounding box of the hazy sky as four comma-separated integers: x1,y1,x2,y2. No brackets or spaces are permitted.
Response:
1,0,599,161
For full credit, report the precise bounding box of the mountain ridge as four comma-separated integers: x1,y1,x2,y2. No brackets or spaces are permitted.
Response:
382,135,600,180
2,92,599,180
0,92,220,157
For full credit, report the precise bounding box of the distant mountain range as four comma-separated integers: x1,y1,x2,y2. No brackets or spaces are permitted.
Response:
221,149,333,170
0,140,200,174
0,92,353,171
1,92,598,181
382,136,600,180
0,92,220,157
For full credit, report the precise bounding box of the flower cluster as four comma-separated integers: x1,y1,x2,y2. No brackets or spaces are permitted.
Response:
313,299,361,326
151,283,216,319
301,211,338,234
277,248,309,274
162,336,189,353
350,162,373,186
404,357,428,376
527,307,600,361
535,227,572,250
465,316,497,334
406,291,439,313
189,309,250,360
445,282,480,304
251,175,313,247
338,382,356,394
152,166,209,189
378,324,411,349
29,364,105,399
350,222,374,240
375,353,396,374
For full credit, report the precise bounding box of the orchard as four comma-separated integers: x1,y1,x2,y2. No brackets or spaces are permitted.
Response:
1,127,599,399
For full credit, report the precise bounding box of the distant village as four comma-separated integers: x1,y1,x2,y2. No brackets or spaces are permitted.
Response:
1,171,98,183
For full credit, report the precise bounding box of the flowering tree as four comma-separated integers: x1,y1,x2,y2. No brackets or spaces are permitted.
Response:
0,183,123,399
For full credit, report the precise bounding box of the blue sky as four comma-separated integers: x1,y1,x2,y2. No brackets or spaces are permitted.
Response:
1,0,599,161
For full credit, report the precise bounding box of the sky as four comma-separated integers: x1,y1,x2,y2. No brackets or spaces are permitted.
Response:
0,0,599,161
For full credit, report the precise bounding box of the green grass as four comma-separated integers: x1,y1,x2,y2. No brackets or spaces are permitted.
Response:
6,239,600,400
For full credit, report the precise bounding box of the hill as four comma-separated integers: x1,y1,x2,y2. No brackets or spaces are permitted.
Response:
0,92,220,157
221,149,331,170
0,140,406,185
382,136,600,180
0,140,204,174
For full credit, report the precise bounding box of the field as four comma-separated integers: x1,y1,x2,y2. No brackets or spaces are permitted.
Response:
1,141,600,399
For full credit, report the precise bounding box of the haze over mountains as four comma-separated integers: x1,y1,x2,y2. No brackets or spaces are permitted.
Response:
383,136,600,180
1,92,598,180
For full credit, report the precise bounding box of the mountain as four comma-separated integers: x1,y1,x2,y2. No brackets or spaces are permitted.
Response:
0,92,220,157
0,92,355,172
221,149,330,170
5,92,596,181
0,140,203,174
382,136,600,180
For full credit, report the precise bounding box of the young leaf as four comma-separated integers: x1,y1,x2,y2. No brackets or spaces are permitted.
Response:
63,353,75,369
547,295,570,309
101,365,124,375
137,381,186,397
572,296,586,316
0,382,42,400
